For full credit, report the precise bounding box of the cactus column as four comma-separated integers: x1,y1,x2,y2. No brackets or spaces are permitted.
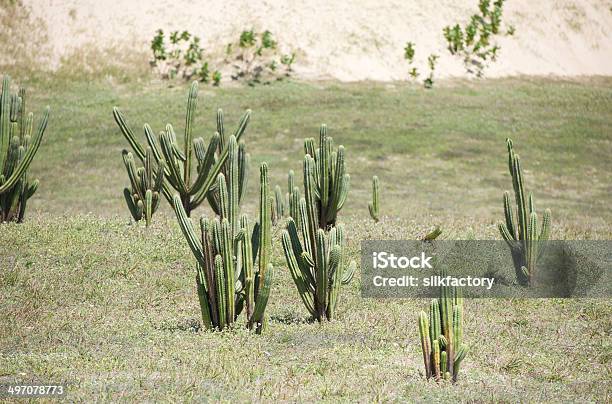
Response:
113,81,250,216
0,76,50,223
498,138,551,286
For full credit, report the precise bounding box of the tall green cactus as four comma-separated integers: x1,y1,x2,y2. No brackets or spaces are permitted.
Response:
418,273,468,383
173,138,273,333
122,148,165,226
113,81,250,217
498,138,551,286
282,124,355,321
368,175,380,222
0,76,49,223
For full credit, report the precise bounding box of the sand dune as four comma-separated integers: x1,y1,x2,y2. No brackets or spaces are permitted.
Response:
11,0,612,80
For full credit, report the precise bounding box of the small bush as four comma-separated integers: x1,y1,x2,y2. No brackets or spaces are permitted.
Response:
443,0,514,77
150,29,220,84
226,29,296,85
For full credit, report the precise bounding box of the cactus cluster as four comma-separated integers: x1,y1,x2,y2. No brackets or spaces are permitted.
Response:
0,76,49,223
368,175,380,222
418,274,468,383
282,125,355,321
173,136,273,333
122,148,165,226
113,81,251,217
498,138,551,286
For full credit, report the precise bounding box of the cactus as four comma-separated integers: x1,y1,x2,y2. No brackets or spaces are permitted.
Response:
282,124,355,321
418,272,467,383
0,76,50,223
173,137,273,333
113,81,251,217
498,138,551,286
122,148,165,226
368,175,380,222
271,184,285,225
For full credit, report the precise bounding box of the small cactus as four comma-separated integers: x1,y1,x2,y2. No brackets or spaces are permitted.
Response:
122,148,165,226
368,175,380,222
418,271,468,383
498,138,551,286
271,184,285,225
113,81,251,217
0,76,50,223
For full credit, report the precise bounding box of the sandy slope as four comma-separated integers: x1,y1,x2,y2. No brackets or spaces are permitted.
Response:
12,0,612,80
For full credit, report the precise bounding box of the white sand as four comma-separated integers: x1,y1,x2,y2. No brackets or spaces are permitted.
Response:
16,0,612,80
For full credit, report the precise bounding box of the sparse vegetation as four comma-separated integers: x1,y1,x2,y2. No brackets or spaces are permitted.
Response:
0,76,610,401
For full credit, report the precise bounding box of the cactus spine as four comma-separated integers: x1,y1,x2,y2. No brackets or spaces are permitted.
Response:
282,124,355,321
113,81,251,217
0,76,49,223
498,138,551,286
368,175,380,222
173,137,273,333
122,148,165,226
418,272,467,383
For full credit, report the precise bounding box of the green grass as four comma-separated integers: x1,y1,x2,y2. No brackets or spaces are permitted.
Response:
1,75,611,401
16,76,612,223
1,217,610,401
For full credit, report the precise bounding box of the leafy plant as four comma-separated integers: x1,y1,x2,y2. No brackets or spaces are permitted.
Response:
404,42,421,81
280,53,297,72
423,54,439,89
227,29,296,85
212,71,222,86
173,139,273,333
0,76,49,223
418,274,468,383
368,175,380,222
404,42,416,64
113,81,251,217
150,29,217,84
122,148,165,227
498,138,551,286
282,125,356,321
443,0,514,77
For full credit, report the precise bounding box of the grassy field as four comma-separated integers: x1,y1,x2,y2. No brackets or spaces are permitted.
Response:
1,75,611,401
